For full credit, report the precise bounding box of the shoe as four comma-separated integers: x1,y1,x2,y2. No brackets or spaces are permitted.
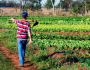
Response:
19,65,24,67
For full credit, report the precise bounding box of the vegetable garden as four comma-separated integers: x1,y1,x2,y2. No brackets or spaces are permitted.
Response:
0,16,90,70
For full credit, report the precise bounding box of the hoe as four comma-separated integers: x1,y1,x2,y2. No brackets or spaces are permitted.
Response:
7,19,39,28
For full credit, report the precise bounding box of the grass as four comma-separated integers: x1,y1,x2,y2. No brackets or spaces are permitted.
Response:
0,27,90,69
0,20,4,29
0,52,16,70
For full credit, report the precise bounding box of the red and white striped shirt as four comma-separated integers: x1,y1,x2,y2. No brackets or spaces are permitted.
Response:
14,19,30,40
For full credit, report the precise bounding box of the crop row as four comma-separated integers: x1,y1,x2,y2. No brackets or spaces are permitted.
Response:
2,22,90,32
1,16,90,25
0,16,90,21
31,32,90,40
39,20,90,25
32,38,90,50
32,24,90,32
2,18,90,25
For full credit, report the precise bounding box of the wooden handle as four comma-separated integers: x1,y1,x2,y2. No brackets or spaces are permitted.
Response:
7,19,12,20
7,19,37,22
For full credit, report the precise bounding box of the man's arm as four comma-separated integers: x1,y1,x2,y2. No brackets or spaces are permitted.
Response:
11,18,14,21
11,18,17,24
28,29,32,44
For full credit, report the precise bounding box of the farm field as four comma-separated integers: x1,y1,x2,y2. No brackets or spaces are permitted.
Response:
0,16,90,70
0,52,16,70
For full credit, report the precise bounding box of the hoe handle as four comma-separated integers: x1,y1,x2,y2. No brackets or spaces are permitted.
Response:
7,19,37,22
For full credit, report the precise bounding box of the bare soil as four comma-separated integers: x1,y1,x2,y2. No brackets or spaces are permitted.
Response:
0,28,5,31
48,51,65,59
48,47,89,70
34,31,90,36
0,44,37,70
78,67,89,70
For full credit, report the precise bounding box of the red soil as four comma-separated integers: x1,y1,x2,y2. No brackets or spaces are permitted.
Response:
0,45,37,70
34,31,90,36
48,47,89,70
0,28,5,31
78,67,89,70
48,51,65,59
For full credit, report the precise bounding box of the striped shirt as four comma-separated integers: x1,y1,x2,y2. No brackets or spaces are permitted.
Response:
13,19,30,40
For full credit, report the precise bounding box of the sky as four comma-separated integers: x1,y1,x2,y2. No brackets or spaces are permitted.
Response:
41,0,60,6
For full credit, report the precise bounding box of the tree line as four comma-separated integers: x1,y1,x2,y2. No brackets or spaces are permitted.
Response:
0,0,42,11
0,0,90,15
0,1,19,7
44,0,90,15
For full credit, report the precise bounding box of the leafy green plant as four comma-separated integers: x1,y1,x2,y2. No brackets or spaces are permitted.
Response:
32,32,90,40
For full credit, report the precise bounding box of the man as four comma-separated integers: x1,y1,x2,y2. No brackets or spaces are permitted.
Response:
11,12,32,66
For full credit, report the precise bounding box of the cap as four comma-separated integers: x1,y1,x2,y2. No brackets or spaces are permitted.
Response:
22,12,28,17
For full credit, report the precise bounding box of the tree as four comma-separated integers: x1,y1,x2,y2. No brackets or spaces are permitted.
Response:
72,0,79,7
23,0,42,11
72,0,90,15
72,3,83,14
44,0,57,15
44,0,53,9
56,0,72,11
51,0,57,15
0,0,19,7
17,0,42,11
60,0,63,9
84,0,90,14
63,0,72,11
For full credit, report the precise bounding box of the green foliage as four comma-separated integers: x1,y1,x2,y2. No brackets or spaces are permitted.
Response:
0,20,3,29
72,2,84,14
56,0,72,11
72,0,90,14
44,0,53,9
0,1,19,7
0,53,16,70
23,0,42,11
0,16,90,69
32,24,90,32
1,16,90,32
32,32,90,40
32,38,90,50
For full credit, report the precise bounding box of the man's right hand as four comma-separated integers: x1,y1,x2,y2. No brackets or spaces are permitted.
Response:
29,40,32,44
11,18,14,21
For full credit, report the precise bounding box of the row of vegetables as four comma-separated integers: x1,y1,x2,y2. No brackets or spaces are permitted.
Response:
1,16,90,25
31,32,90,40
0,16,90,21
2,22,90,32
32,38,90,50
39,20,90,25
32,24,90,32
31,32,90,50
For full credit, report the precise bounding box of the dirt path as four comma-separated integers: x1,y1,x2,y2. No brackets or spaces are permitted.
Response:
0,44,37,70
0,28,6,31
1,28,90,36
34,31,90,36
